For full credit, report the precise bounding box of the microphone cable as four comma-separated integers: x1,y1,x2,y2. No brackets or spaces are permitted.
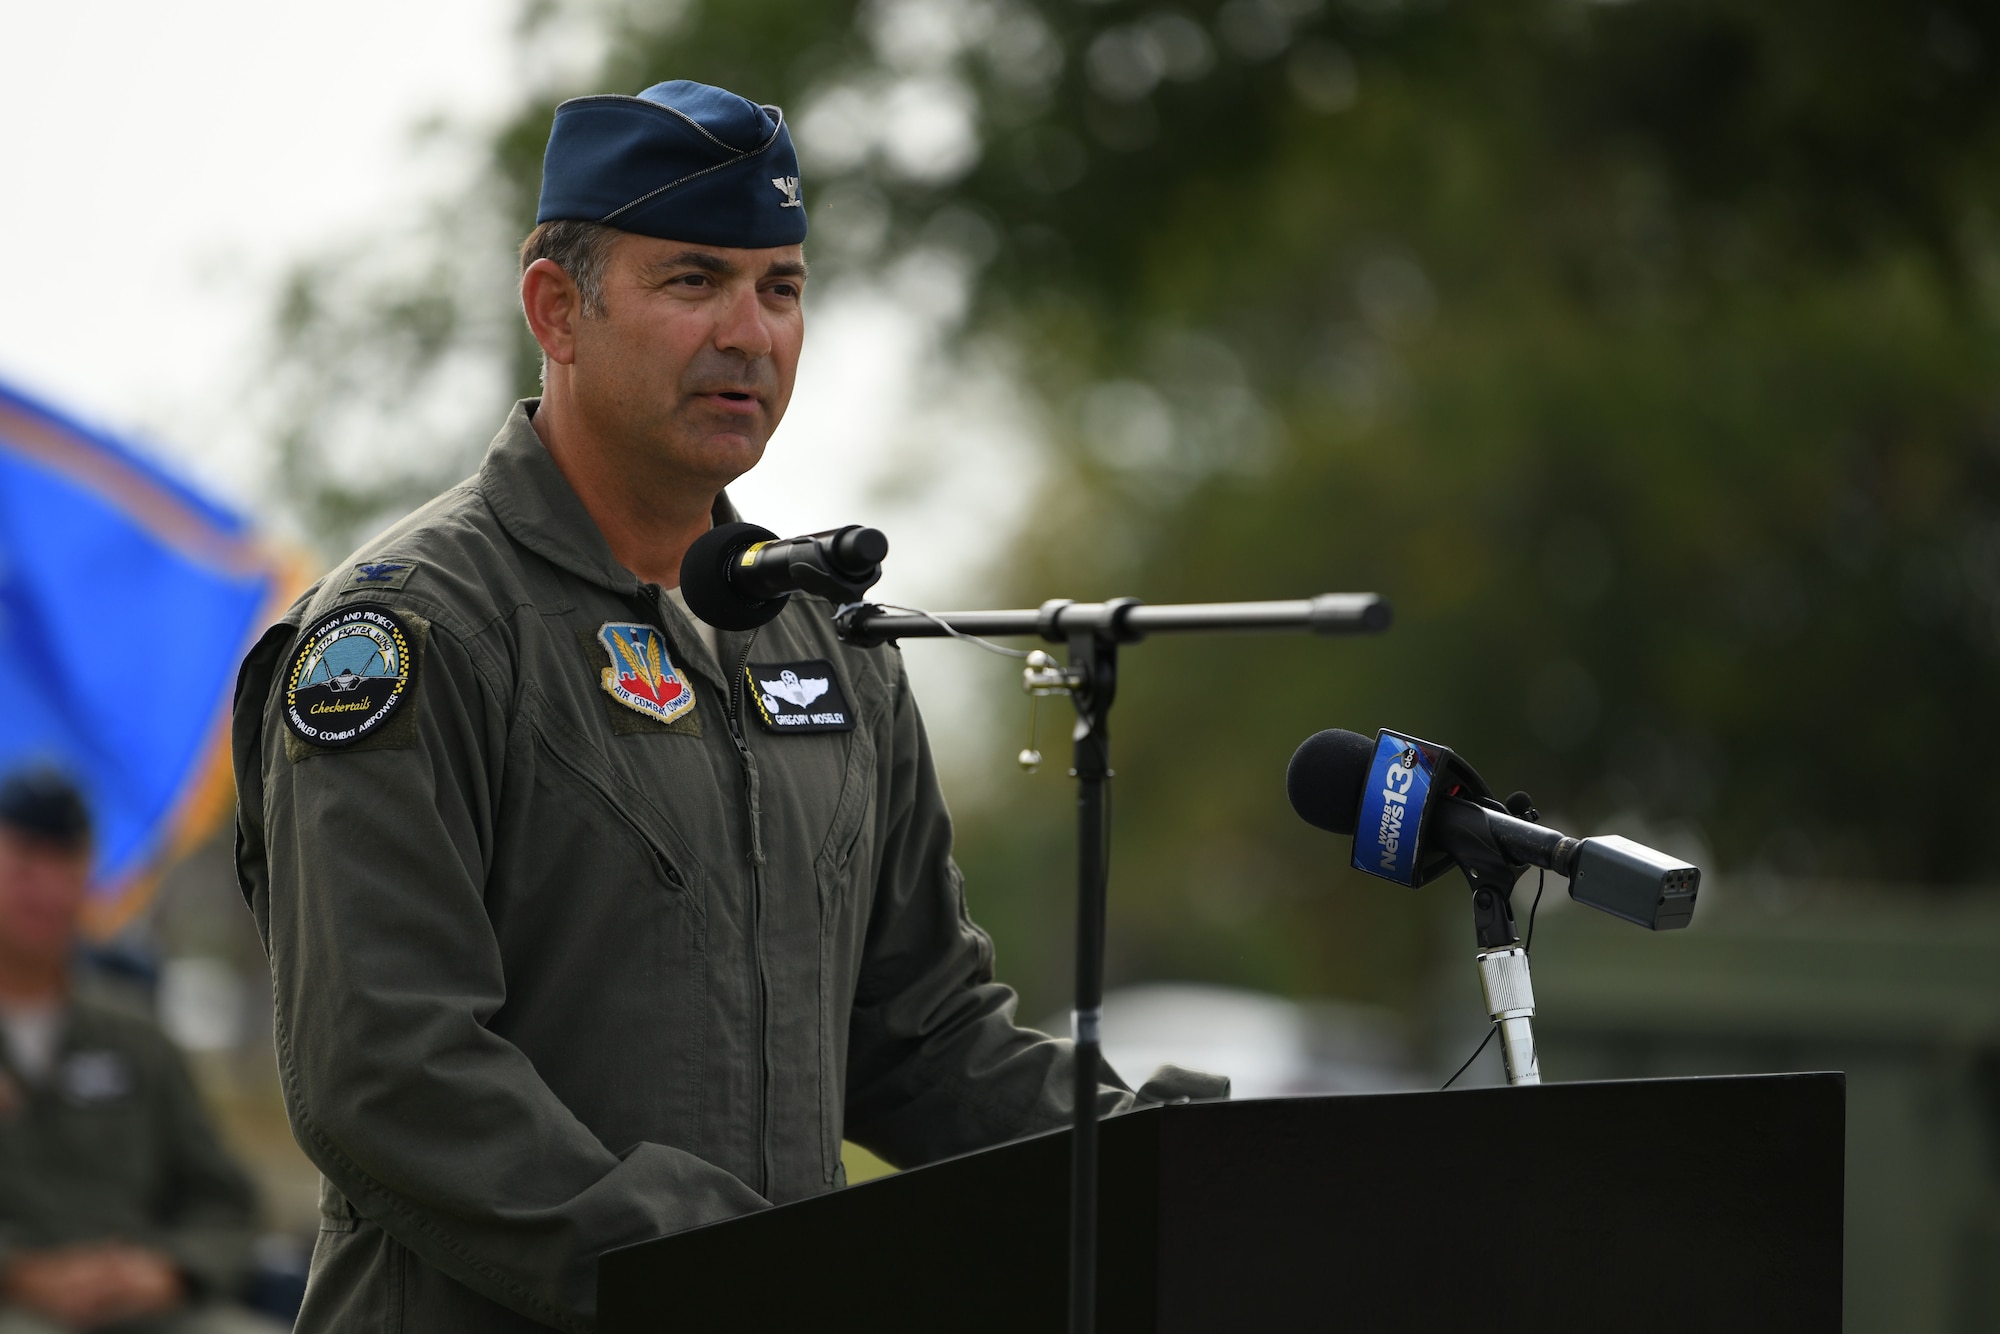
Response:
1439,1027,1494,1092
834,601,1032,659
1524,865,1547,954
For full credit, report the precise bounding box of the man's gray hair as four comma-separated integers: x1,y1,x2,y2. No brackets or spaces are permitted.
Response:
519,219,618,316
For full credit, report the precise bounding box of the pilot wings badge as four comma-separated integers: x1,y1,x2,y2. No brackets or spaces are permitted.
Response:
597,623,696,725
745,659,854,734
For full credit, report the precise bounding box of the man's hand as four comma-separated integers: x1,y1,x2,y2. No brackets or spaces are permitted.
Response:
3,1242,188,1329
1136,1064,1232,1105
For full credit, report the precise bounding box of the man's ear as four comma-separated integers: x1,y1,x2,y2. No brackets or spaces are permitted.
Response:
521,259,583,366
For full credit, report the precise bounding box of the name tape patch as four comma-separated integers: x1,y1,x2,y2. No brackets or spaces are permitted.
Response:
746,660,854,733
283,604,416,748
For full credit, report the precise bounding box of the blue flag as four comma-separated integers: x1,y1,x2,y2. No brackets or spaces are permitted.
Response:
0,377,282,934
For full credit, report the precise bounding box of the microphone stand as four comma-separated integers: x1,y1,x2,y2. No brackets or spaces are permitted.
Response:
1435,801,1546,1087
836,593,1390,1334
1471,884,1541,1086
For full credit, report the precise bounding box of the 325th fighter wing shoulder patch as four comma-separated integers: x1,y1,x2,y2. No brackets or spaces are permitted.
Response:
283,604,417,748
745,659,855,733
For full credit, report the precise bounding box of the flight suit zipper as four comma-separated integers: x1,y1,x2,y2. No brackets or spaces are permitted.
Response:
722,630,773,1197
651,584,771,1193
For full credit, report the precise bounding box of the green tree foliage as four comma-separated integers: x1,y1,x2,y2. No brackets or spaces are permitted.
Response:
270,0,2000,1013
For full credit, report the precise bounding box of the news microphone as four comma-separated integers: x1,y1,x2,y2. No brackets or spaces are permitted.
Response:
1286,727,1699,931
679,521,890,631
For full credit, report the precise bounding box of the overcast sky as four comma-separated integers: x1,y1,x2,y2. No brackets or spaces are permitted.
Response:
0,3,516,483
1,3,1032,566
2,3,1037,765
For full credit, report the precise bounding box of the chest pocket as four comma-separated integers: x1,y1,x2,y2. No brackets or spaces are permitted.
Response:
488,687,714,1153
25,1051,156,1209
752,709,878,898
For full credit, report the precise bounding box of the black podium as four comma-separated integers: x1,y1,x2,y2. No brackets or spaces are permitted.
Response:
599,1072,1843,1332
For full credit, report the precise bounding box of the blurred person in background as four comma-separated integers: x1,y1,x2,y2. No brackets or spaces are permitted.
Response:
0,770,278,1334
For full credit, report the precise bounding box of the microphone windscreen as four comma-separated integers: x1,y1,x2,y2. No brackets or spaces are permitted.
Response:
680,521,787,631
1286,729,1377,835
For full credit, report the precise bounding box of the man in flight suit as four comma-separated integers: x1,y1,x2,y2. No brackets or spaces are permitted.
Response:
232,80,1222,1333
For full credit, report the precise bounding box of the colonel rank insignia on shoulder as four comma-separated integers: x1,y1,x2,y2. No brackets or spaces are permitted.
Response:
745,660,855,733
346,559,417,591
283,605,415,747
597,623,696,725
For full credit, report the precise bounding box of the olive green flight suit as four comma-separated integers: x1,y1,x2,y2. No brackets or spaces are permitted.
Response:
0,997,262,1313
232,402,1136,1332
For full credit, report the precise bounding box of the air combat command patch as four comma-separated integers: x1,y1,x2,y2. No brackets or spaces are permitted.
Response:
598,622,697,725
745,660,855,733
283,605,416,747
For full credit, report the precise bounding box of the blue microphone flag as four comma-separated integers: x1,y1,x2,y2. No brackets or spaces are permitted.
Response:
1351,729,1446,886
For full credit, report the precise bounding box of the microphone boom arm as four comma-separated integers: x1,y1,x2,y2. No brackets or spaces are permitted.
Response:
834,592,1390,647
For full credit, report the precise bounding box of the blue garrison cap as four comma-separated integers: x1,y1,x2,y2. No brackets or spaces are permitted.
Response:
537,80,806,249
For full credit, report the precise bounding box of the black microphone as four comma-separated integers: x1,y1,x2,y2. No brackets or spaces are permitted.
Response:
679,521,890,631
1287,727,1699,931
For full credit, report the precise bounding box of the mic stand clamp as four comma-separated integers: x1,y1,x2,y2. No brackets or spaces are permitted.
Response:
1017,651,1081,773
831,601,885,643
1023,648,1082,697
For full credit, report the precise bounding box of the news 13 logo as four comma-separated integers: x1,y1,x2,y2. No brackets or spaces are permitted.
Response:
1351,730,1438,886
